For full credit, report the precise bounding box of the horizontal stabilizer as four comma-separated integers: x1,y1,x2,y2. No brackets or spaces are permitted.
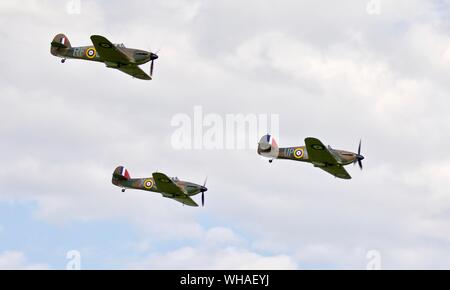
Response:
51,41,68,49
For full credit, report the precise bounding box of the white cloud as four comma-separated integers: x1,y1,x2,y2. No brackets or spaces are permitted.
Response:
137,247,297,270
0,251,49,270
0,0,450,269
128,227,297,270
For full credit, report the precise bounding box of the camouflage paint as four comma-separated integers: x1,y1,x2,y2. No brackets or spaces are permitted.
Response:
50,34,158,80
111,166,206,197
257,135,364,179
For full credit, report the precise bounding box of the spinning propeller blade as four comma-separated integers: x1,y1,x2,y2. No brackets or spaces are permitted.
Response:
353,140,364,170
201,177,208,207
148,51,158,78
150,60,154,77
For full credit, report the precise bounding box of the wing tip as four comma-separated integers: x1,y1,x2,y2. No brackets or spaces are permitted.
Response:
305,137,320,142
136,75,151,80
337,174,352,180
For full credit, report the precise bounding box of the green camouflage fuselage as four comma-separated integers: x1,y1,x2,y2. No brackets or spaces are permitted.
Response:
51,44,151,66
257,135,361,167
274,146,359,166
112,173,204,198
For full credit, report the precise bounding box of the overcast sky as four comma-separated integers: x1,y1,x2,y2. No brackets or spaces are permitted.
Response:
1,0,450,269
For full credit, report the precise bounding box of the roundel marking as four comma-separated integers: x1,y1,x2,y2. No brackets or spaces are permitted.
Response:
293,148,304,159
312,144,325,150
99,42,112,48
159,177,170,183
143,179,154,189
85,47,96,59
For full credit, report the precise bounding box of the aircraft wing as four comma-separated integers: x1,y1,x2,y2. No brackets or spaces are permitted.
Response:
316,165,351,180
117,65,151,80
90,35,130,64
90,35,151,80
172,196,199,207
152,172,199,207
305,137,352,179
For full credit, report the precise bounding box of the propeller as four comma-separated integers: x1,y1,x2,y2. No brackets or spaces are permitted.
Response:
149,51,159,78
354,140,364,170
200,177,208,207
150,59,154,77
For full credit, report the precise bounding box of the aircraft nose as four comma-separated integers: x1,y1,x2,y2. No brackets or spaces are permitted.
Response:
201,186,208,192
150,53,158,60
357,154,365,161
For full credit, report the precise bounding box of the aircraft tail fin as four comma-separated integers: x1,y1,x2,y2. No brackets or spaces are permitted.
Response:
51,33,71,55
112,166,131,185
258,134,279,158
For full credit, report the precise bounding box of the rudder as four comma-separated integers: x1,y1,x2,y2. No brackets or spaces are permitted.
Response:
258,134,279,158
112,166,131,186
51,33,71,56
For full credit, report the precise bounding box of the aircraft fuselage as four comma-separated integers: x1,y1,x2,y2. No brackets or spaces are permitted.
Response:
52,45,153,65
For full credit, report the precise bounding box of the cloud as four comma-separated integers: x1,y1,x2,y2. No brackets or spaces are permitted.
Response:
136,247,297,270
0,251,49,270
127,227,297,269
0,0,450,269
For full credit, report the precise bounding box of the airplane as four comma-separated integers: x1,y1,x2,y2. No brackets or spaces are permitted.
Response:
111,166,208,207
50,33,158,80
257,135,365,179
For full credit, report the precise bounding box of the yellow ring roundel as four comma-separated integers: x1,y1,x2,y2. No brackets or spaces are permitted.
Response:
294,148,304,159
85,47,96,59
143,179,154,189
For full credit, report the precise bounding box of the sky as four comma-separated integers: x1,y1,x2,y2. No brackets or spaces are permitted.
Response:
1,0,450,269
